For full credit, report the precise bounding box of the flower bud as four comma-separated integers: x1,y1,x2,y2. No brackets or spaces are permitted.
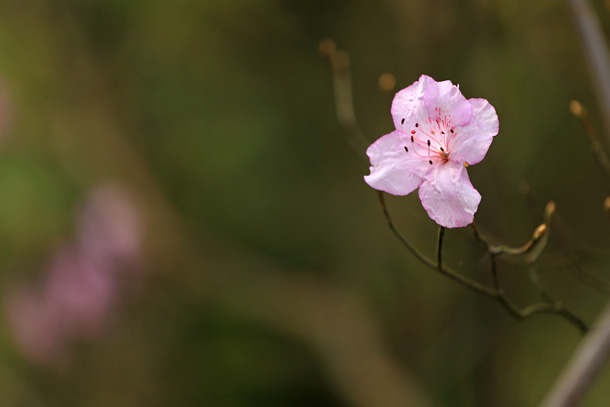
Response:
533,223,547,240
544,201,556,224
569,100,585,118
378,72,396,92
318,38,336,57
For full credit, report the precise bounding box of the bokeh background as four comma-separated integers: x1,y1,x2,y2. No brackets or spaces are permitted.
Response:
0,0,610,406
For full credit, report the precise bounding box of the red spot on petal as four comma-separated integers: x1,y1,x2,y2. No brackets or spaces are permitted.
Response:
411,130,416,134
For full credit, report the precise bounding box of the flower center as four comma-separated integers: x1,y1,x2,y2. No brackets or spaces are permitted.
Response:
400,118,456,165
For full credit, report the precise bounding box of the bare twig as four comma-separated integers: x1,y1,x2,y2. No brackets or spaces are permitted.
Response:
320,39,369,160
520,188,610,293
379,193,588,332
570,100,610,180
471,201,553,261
475,222,588,333
565,0,610,142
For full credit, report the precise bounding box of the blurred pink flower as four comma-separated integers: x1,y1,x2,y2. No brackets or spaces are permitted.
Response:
78,185,141,270
0,78,12,140
4,184,142,366
364,75,499,228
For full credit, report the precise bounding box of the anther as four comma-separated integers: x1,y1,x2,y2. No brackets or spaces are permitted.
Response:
428,160,433,165
440,147,444,152
415,123,419,127
450,129,454,133
404,146,409,153
401,118,405,125
410,135,414,142
427,140,431,146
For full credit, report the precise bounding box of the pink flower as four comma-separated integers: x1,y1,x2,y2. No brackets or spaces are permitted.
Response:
3,183,142,366
364,75,499,228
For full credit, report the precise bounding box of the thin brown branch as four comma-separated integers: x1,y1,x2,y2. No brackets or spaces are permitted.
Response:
381,193,587,332
474,223,588,333
472,201,554,261
570,100,610,181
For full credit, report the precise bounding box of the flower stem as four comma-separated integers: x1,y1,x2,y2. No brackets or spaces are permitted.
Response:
436,226,445,271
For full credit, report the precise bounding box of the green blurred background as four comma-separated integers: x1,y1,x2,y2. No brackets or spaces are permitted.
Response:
0,0,610,406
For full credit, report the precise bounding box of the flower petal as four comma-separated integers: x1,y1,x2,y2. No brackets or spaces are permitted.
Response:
423,79,472,128
418,161,481,228
449,98,499,165
364,130,431,196
391,74,433,130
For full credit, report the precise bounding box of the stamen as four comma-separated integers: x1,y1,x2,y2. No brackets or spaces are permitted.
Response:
411,135,414,142
427,139,431,146
416,124,443,148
